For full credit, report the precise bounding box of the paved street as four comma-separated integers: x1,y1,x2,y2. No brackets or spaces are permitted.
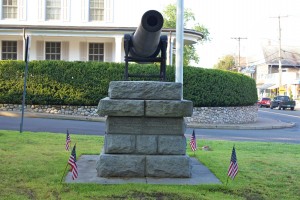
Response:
1,108,300,143
0,116,105,135
192,108,300,143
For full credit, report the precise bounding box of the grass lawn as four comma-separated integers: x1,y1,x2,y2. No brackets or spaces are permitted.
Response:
1,130,300,200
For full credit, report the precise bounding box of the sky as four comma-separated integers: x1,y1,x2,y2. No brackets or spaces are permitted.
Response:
188,0,300,68
120,0,300,68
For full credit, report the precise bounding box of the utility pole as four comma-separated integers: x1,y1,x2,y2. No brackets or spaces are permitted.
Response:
270,15,288,88
231,37,247,72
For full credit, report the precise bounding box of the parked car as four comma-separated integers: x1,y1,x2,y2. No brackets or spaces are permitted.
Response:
257,97,271,108
270,96,296,110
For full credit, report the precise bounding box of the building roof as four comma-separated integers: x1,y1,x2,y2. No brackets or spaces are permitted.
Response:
262,45,300,67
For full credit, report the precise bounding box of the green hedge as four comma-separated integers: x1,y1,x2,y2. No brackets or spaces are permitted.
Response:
0,60,257,107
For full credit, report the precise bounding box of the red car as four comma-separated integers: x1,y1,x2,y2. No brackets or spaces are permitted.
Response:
257,97,271,108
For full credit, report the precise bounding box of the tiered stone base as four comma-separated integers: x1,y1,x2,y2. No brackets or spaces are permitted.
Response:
97,154,191,177
96,81,193,178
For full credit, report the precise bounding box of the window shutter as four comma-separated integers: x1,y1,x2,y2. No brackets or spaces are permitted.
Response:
38,0,45,21
17,40,24,60
18,0,27,20
61,41,69,60
104,43,112,62
81,0,88,22
62,0,70,21
80,42,87,61
105,0,113,22
36,41,44,60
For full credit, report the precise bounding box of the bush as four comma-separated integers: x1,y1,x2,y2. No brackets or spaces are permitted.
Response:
0,60,257,107
183,67,257,106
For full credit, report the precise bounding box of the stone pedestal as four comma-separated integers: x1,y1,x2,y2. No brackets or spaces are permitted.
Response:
96,81,193,178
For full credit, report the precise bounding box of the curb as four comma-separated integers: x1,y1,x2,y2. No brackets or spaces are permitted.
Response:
0,111,295,130
188,122,295,130
0,111,106,122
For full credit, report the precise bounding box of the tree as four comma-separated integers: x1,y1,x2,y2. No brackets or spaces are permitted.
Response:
213,55,236,71
162,4,210,66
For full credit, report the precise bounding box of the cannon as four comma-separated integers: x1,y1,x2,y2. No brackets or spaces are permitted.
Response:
124,10,168,81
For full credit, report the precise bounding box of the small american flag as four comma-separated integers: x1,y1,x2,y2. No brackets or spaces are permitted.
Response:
65,129,71,151
68,144,78,180
227,146,238,180
190,130,197,151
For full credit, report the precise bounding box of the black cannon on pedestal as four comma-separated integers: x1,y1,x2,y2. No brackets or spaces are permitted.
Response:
124,10,168,81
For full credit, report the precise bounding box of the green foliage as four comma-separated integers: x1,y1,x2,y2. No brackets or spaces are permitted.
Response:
0,60,257,106
162,4,210,65
1,130,300,200
163,4,196,28
213,55,236,71
184,45,199,66
183,67,257,106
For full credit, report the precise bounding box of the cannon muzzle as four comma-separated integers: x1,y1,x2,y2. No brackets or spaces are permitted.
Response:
124,10,167,81
129,10,164,58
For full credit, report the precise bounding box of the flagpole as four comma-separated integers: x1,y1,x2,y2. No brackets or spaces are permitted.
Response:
68,129,71,150
60,162,69,183
226,144,236,185
226,176,229,186
61,143,77,183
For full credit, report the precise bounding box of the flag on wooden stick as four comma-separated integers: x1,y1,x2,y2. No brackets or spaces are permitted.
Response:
190,129,197,151
68,144,78,180
227,146,238,180
65,129,71,151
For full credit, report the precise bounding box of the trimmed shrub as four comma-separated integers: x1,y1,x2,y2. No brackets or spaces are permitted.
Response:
0,60,257,107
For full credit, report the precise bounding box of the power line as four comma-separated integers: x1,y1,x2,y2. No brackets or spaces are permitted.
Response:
247,52,278,65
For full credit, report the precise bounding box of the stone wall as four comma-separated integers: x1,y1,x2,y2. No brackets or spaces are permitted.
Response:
0,104,99,117
186,105,258,124
0,104,258,124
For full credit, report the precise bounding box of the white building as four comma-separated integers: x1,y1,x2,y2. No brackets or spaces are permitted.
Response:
0,0,202,64
244,41,300,99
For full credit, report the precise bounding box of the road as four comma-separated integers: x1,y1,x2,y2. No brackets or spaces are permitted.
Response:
189,108,300,144
0,116,106,135
1,108,300,143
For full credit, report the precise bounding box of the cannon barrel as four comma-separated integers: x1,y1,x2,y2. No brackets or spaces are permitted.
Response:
129,10,164,58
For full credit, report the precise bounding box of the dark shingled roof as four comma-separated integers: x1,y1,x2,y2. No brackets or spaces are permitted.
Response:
263,45,300,67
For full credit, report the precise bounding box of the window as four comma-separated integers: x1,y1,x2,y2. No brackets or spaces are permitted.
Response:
46,0,61,20
2,0,18,19
45,42,61,60
89,0,104,21
1,41,17,60
89,43,104,61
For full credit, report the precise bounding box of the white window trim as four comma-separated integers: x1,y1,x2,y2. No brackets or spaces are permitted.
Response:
39,0,69,21
45,41,61,60
88,42,105,61
1,0,18,20
45,0,62,21
87,0,113,23
1,40,18,60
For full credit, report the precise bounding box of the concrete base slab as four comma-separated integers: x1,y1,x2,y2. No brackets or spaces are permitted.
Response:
65,155,221,185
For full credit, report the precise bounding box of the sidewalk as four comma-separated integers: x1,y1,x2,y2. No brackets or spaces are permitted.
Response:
0,111,295,129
